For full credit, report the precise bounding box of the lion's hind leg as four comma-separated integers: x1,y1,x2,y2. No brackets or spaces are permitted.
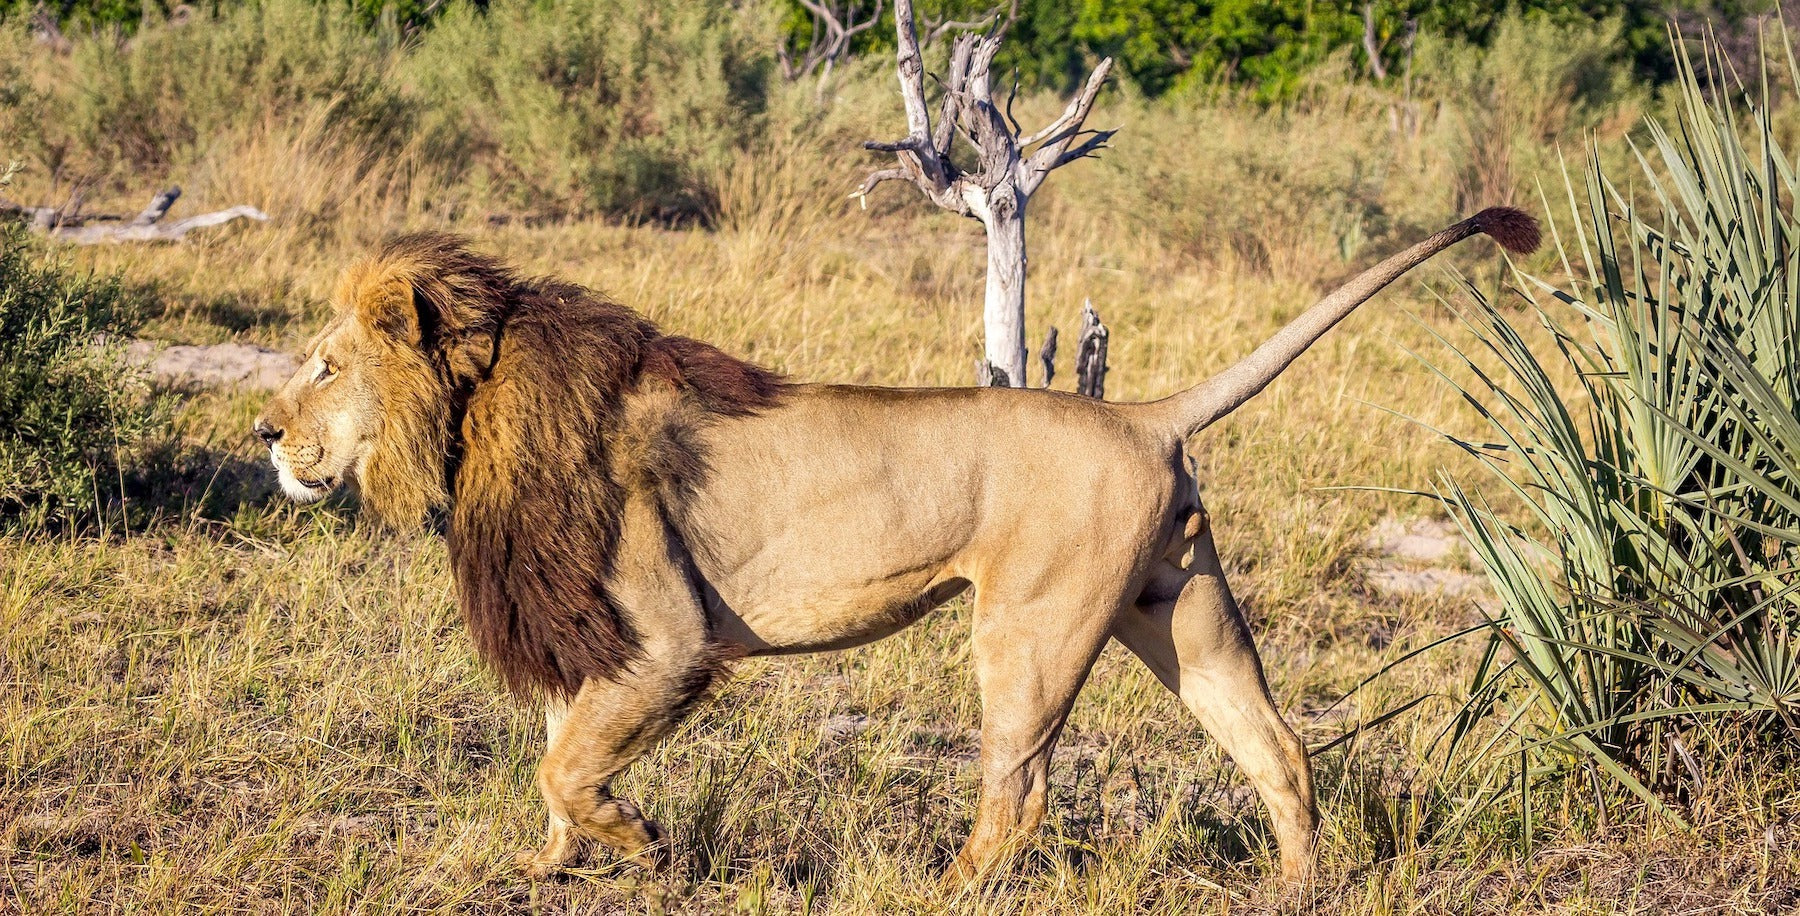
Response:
1112,528,1318,884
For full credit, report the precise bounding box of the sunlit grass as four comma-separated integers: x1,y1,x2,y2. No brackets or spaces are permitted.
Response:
4,8,1798,914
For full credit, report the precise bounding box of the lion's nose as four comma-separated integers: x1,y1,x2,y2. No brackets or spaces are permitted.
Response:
253,417,283,446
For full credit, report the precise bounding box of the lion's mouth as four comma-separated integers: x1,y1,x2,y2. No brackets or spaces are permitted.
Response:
294,474,333,491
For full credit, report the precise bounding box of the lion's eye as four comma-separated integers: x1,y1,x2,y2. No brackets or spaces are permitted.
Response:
315,360,338,384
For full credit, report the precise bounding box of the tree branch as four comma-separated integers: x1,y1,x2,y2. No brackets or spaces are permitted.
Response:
1362,3,1389,81
887,0,950,188
921,0,1018,47
935,34,978,157
850,167,911,205
859,0,977,211
842,0,884,40
1051,128,1117,168
1003,72,1023,137
782,0,883,87
1019,57,1114,192
863,136,928,153
1017,57,1113,149
130,186,181,226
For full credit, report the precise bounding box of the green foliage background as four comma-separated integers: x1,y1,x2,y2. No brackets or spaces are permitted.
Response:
6,0,1772,99
781,0,1738,98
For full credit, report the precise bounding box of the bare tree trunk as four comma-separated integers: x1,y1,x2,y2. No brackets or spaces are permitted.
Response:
981,197,1028,386
1361,3,1389,80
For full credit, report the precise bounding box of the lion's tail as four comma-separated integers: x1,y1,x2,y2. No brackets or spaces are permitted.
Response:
1151,206,1540,439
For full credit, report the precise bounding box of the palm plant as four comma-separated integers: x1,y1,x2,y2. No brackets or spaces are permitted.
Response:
1425,33,1800,820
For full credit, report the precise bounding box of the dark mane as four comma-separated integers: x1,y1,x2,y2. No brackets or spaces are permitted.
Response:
372,233,783,699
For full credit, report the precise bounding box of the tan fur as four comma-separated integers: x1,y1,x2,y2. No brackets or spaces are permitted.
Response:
256,211,1538,887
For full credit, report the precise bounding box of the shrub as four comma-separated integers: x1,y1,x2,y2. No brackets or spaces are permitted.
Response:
403,0,778,222
1410,11,1644,214
0,220,165,529
1426,35,1800,819
1074,76,1406,279
55,0,411,179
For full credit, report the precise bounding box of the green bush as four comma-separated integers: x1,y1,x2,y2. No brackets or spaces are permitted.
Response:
1410,11,1643,214
1425,34,1800,819
2,0,779,224
35,0,410,181
403,0,777,222
0,221,165,530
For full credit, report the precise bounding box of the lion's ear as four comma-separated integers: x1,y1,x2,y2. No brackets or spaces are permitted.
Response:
350,271,434,346
356,276,421,343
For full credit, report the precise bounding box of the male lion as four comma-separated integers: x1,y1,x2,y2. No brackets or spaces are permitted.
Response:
255,208,1537,884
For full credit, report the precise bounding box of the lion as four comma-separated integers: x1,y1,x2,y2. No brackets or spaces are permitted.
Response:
254,207,1538,885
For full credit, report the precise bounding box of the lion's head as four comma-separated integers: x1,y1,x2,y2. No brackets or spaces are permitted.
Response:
254,235,512,526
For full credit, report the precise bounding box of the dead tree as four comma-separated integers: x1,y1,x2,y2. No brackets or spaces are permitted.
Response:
780,0,885,92
1360,3,1390,80
1074,299,1108,399
856,0,1115,387
1,186,267,244
1361,3,1420,136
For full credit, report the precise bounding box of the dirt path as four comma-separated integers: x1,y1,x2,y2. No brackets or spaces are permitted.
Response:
1360,516,1488,601
127,340,298,389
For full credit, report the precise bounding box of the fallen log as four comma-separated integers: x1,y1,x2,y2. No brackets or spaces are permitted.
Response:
0,186,267,244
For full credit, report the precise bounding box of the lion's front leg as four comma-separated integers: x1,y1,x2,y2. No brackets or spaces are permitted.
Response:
515,497,720,878
516,654,711,879
514,700,591,878
518,667,699,876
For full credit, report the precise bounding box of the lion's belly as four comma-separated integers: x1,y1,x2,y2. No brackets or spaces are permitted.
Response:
684,452,980,653
706,570,972,655
674,383,1173,654
675,386,994,653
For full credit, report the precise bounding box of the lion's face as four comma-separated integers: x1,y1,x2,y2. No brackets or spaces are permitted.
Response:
254,319,384,503
253,244,465,525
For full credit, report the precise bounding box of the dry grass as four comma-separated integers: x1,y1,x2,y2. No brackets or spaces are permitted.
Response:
9,188,1798,912
5,13,1800,914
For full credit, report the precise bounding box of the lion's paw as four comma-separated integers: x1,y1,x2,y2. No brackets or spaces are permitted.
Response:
513,848,571,881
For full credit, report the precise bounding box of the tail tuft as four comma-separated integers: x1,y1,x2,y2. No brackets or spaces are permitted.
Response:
1472,206,1541,255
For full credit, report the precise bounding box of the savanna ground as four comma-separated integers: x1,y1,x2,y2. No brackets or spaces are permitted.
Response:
5,6,1800,914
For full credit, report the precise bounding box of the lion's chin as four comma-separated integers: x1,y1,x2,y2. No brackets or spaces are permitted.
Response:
275,465,337,504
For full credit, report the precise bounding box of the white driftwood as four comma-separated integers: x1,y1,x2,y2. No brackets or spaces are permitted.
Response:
3,186,267,244
857,0,1115,387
